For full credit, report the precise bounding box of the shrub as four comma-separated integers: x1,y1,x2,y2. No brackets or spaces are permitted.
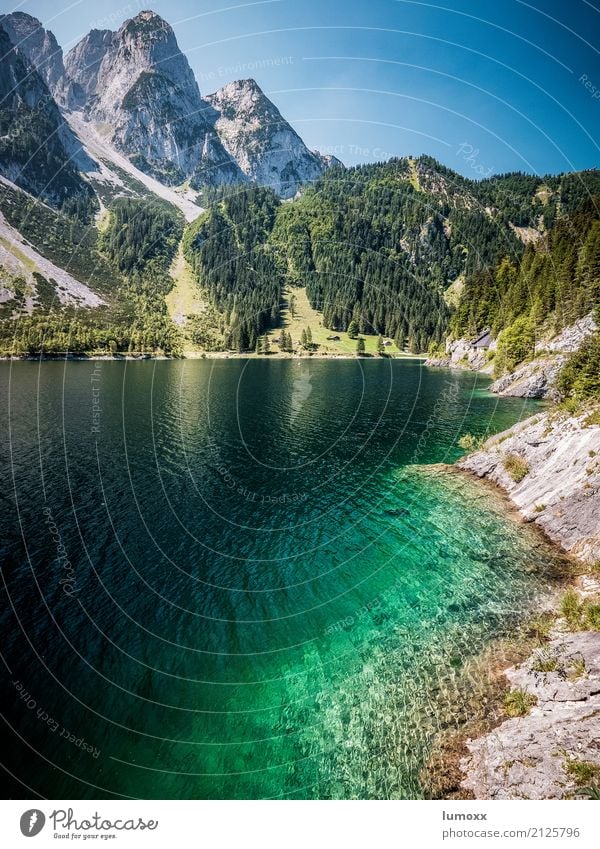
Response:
503,453,529,482
494,316,535,376
584,409,600,427
578,785,600,799
560,589,583,628
585,604,600,629
503,689,537,717
559,590,600,630
525,614,553,642
564,758,600,786
568,657,587,680
458,433,484,452
531,649,558,673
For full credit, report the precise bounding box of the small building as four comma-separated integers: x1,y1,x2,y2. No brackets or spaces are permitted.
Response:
383,339,392,347
471,328,492,350
327,334,341,341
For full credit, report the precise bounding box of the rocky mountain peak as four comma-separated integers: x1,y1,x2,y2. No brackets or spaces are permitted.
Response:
0,11,83,108
85,12,205,123
64,29,113,97
4,9,336,196
65,9,242,188
206,78,334,198
0,25,94,206
208,78,282,120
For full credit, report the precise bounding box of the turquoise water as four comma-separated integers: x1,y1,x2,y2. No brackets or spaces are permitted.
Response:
0,359,563,798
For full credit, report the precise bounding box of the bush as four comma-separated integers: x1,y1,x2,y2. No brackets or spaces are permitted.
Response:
503,453,529,482
560,589,582,628
564,758,600,786
458,433,485,452
531,649,558,673
525,614,553,642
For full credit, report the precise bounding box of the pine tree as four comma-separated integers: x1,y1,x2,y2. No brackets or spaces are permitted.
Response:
347,320,359,339
356,337,366,355
377,335,385,355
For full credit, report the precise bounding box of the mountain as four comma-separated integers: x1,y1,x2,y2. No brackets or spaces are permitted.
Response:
64,28,113,98
0,9,335,198
64,10,335,194
0,24,95,213
0,12,83,109
207,78,339,199
65,11,245,188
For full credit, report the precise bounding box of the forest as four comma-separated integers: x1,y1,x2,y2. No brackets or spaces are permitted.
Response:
0,194,184,356
1,155,599,366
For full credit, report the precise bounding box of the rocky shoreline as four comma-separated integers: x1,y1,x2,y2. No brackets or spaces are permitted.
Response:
458,410,600,564
425,314,597,400
461,620,600,799
427,407,600,800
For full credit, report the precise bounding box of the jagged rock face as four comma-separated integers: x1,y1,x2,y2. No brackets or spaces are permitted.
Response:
64,29,113,97
0,12,83,109
489,357,566,399
67,11,243,187
3,10,335,195
207,79,331,198
543,313,598,354
0,26,94,206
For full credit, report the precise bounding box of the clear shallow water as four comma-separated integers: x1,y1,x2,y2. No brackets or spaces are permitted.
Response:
0,359,564,799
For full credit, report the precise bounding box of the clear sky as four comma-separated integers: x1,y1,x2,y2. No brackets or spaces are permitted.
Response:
6,0,600,177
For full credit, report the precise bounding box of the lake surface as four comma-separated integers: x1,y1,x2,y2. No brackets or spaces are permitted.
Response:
0,359,564,799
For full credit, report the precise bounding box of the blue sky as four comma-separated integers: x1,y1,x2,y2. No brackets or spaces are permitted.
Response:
7,0,600,177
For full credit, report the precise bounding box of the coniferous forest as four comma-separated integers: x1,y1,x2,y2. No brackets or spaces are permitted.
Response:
1,154,600,369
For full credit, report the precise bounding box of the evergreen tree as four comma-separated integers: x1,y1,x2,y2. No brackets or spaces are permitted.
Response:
347,320,359,339
356,337,366,355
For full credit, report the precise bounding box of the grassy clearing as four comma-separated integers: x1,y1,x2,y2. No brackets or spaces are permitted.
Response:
165,266,425,358
0,235,37,273
265,285,409,357
166,247,223,353
166,247,206,323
